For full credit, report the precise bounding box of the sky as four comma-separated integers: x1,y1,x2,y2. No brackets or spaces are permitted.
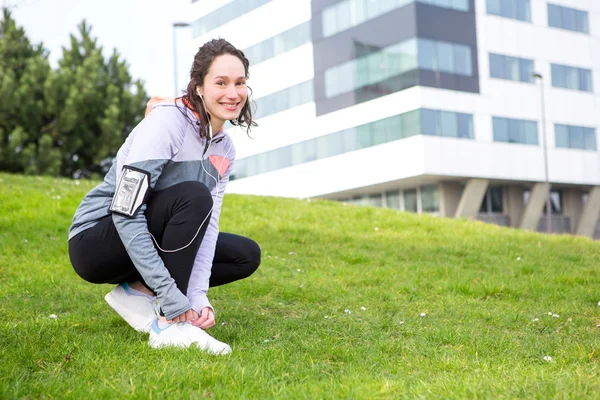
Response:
10,0,192,96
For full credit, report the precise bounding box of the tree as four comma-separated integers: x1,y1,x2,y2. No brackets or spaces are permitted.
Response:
46,20,148,178
0,8,59,175
0,11,148,177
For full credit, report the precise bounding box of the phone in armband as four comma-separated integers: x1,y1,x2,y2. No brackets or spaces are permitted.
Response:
109,166,151,217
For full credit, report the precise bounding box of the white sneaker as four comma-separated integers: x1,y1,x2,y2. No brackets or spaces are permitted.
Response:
104,283,160,333
148,320,232,355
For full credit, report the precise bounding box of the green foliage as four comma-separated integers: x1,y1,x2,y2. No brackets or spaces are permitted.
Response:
2,173,600,399
0,10,147,178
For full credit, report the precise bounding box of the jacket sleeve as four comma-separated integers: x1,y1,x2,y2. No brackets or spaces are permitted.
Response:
111,108,190,320
187,146,235,315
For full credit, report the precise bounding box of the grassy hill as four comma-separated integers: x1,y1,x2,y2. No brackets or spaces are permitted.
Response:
1,172,599,399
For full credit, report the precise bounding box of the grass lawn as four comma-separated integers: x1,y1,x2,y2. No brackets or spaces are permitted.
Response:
1,172,600,399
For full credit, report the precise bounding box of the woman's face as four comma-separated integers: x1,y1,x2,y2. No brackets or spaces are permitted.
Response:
199,54,248,128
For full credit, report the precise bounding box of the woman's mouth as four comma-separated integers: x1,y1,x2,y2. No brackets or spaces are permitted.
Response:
220,102,240,111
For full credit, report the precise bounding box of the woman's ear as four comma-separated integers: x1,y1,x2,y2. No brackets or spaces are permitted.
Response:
196,87,203,98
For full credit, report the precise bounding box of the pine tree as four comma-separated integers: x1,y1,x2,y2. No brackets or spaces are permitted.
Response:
47,20,147,178
0,11,148,177
0,8,57,174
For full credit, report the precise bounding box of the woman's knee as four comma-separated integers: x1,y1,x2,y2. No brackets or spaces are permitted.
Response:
243,238,261,276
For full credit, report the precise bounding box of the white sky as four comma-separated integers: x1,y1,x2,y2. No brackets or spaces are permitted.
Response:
10,0,192,96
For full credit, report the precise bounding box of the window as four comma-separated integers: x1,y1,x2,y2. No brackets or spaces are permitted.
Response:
404,189,418,212
421,109,474,139
548,4,589,34
254,81,313,118
324,39,420,98
233,108,471,179
551,64,593,92
417,39,472,76
244,22,311,65
487,0,531,22
493,117,538,145
421,185,440,213
321,0,469,38
385,190,401,209
489,53,534,83
555,124,596,151
191,0,270,37
480,187,504,213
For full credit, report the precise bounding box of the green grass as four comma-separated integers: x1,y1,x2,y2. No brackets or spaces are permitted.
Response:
1,172,600,399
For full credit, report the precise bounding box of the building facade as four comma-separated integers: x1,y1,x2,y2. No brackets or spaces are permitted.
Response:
186,0,600,238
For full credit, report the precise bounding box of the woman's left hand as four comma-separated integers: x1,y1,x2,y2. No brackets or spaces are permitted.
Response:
191,307,215,330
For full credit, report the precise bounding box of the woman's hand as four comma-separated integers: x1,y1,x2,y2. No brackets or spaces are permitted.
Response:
191,307,215,330
167,309,197,324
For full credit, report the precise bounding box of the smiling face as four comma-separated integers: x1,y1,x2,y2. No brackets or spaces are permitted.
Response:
197,54,248,131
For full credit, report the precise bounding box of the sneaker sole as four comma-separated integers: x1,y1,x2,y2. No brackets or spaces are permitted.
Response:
105,291,153,333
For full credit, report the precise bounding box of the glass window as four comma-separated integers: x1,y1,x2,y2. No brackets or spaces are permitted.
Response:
570,126,585,149
576,10,589,34
555,124,570,148
516,0,530,21
291,142,303,166
524,121,538,145
551,64,566,88
499,0,514,18
454,45,471,75
341,128,359,153
490,187,503,213
548,4,561,28
357,124,372,149
439,111,458,137
562,7,576,31
389,115,404,141
565,66,578,90
507,118,521,143
421,109,438,135
323,7,337,37
403,109,421,138
505,56,519,81
404,189,418,212
337,1,352,33
421,185,440,213
457,113,474,139
519,59,534,83
579,69,593,92
386,190,401,210
487,0,501,15
489,53,505,79
326,131,344,157
493,117,509,142
548,4,590,34
418,39,437,71
584,128,596,151
437,42,454,73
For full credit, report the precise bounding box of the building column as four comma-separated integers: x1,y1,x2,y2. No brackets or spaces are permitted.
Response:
563,188,583,234
575,186,600,237
439,182,461,218
454,179,488,219
506,185,525,228
520,183,549,231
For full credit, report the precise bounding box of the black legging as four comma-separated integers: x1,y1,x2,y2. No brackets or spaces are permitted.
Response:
68,181,261,293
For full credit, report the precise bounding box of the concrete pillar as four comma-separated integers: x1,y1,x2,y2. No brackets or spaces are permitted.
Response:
454,179,488,219
575,186,600,237
506,185,525,228
563,188,583,234
439,182,461,218
520,183,549,231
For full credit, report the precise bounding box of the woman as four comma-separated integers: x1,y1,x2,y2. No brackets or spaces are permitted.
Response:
68,39,260,355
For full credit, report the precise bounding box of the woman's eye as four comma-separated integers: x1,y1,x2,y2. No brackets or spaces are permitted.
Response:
237,82,246,86
216,82,225,86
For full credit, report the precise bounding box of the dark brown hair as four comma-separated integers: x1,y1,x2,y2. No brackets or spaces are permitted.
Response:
180,38,256,138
